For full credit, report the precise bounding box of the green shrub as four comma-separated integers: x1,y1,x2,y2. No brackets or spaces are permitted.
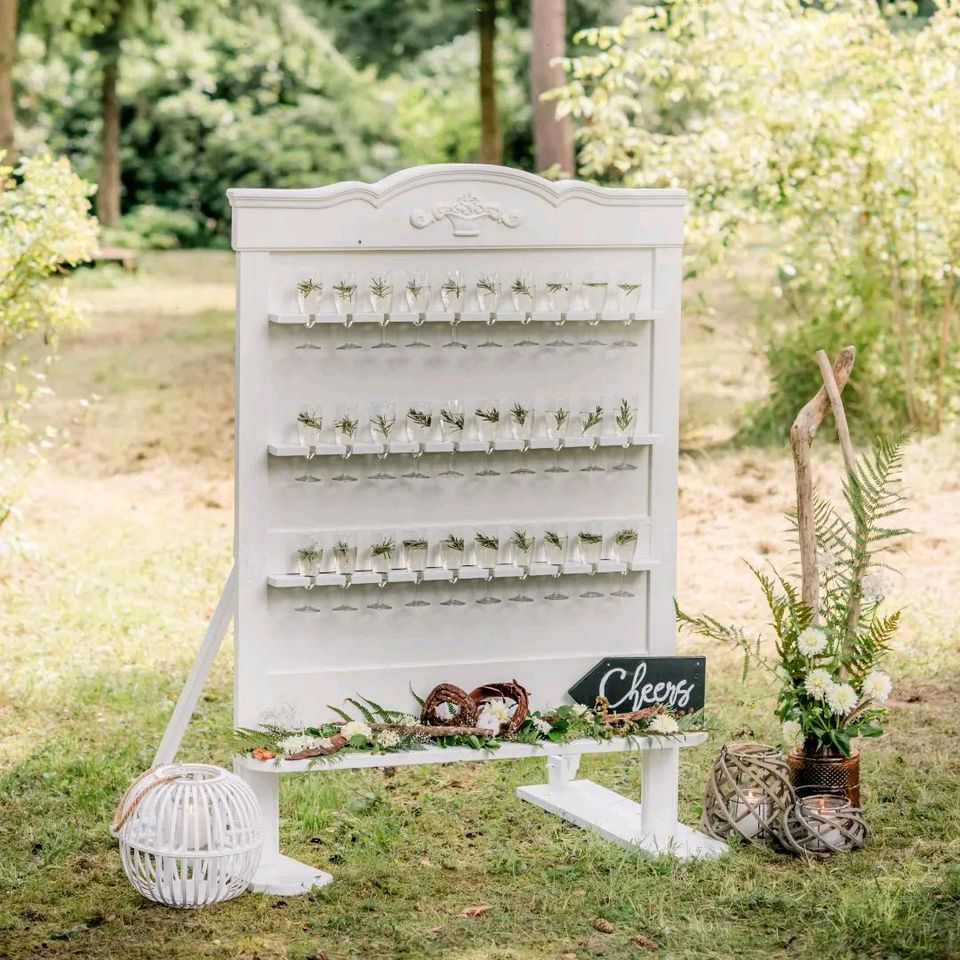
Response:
0,153,98,537
102,204,202,250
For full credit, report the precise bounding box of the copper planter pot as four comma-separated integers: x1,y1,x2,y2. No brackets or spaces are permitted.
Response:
788,748,860,807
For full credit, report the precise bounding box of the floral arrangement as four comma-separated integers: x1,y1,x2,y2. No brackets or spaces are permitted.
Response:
237,695,695,764
678,436,907,757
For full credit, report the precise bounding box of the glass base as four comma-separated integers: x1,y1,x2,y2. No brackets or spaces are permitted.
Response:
440,598,466,607
443,339,468,349
406,599,431,607
614,337,639,348
368,600,392,610
544,465,569,474
514,338,540,347
403,469,430,479
612,462,638,472
581,465,605,473
332,603,358,612
332,473,358,482
294,474,322,483
371,342,397,350
544,591,568,601
580,589,604,599
476,595,501,605
405,340,431,349
293,603,322,613
509,594,534,603
610,588,635,597
369,470,396,480
295,342,323,351
337,342,362,351
546,338,574,348
511,467,536,475
439,468,465,477
475,468,500,477
581,337,606,346
477,339,503,348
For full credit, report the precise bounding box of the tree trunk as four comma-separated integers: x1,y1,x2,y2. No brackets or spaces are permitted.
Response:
97,53,121,227
0,0,17,163
530,0,573,176
478,0,501,165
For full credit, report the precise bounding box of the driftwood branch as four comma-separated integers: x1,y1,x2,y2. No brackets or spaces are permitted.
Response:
332,721,491,738
790,346,856,615
815,349,857,475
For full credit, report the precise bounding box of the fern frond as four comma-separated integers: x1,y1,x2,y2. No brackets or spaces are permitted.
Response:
326,703,354,724
345,697,377,723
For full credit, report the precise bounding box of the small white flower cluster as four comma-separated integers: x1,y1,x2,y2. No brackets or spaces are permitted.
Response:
572,704,594,721
530,716,552,736
648,714,679,735
796,626,828,657
374,729,401,750
278,734,334,757
341,720,373,741
478,699,512,734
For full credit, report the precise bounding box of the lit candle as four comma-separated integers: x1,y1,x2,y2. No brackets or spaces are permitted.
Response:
800,795,846,851
731,789,770,840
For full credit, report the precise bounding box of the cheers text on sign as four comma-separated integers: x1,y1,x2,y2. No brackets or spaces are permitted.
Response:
568,657,706,715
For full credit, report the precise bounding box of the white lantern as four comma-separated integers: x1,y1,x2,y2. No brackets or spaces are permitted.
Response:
111,764,262,908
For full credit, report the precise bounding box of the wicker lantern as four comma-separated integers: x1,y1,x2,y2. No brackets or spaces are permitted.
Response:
111,764,262,908
779,790,868,857
702,742,794,845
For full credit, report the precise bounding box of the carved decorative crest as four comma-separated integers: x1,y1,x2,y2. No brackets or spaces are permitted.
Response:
409,192,522,237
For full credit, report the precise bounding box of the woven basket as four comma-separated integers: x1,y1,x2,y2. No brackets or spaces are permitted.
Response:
111,764,262,908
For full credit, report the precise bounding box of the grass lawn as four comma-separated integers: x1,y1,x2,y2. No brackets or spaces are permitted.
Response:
1,252,958,960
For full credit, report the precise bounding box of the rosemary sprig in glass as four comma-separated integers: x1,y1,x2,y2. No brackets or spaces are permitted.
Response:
407,408,433,429
544,530,565,551
334,416,358,437
370,276,391,298
477,276,498,296
475,407,500,424
475,532,499,550
581,406,603,434
297,279,321,296
371,537,396,559
614,528,638,545
440,408,465,431
333,539,352,558
578,531,603,544
510,403,531,426
442,534,465,551
618,282,641,296
615,399,634,432
553,407,568,431
403,537,428,551
511,529,534,552
297,544,323,563
546,281,570,294
297,411,323,430
333,281,357,298
511,277,533,298
441,276,466,297
370,413,395,438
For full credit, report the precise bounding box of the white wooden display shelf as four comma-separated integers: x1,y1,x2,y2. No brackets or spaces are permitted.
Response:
236,731,706,773
268,559,657,589
268,434,661,458
269,309,660,326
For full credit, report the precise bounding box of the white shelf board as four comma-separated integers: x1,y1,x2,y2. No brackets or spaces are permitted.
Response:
268,558,657,589
269,310,659,326
236,731,707,773
268,434,661,458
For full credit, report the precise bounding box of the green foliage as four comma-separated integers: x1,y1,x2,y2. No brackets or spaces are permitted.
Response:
679,435,909,755
0,152,98,537
555,0,960,435
102,203,202,249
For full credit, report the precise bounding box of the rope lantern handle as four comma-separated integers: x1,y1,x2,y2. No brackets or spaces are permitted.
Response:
111,768,182,834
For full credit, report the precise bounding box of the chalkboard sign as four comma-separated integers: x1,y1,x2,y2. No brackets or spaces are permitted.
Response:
568,657,706,715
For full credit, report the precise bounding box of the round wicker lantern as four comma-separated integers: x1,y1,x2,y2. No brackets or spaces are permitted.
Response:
702,742,794,845
111,764,262,908
779,791,868,857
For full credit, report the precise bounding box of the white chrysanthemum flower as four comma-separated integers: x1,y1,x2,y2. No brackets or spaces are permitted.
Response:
488,700,511,722
572,704,590,717
531,717,552,736
375,729,400,750
804,668,834,700
796,626,828,657
341,720,372,741
477,710,500,733
649,714,679,735
826,682,858,716
781,720,804,749
861,671,893,704
861,569,888,603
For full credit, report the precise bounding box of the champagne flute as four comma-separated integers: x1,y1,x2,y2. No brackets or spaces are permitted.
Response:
509,398,535,475
474,530,501,605
368,534,396,609
611,527,638,597
405,271,431,349
404,402,433,479
473,401,500,477
579,396,605,473
612,396,638,472
581,271,608,346
577,529,605,598
295,278,323,350
441,270,467,349
439,400,465,477
403,531,430,607
544,398,569,474
294,542,324,612
616,279,642,347
543,528,569,601
295,408,323,482
332,534,358,611
511,271,538,347
369,270,396,349
546,272,574,347
440,533,466,606
332,402,359,482
509,528,536,603
476,272,502,348
368,400,397,480
333,273,361,351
